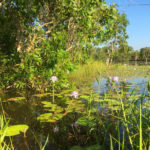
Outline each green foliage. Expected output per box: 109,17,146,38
1,1,150,149
76,116,96,128
37,92,86,123
0,125,29,137
37,101,64,123
7,97,25,102
70,144,102,150
0,0,130,90
0,115,29,149
35,76,150,149
140,47,150,64
1,65,150,149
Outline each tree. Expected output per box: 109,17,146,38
0,0,129,89
114,42,133,63
130,50,140,65
140,47,150,65
103,9,129,65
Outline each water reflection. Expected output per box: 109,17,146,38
93,77,148,95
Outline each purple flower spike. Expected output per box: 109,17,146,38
71,91,79,98
49,76,58,83
112,76,119,82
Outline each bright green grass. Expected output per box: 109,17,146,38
69,61,150,87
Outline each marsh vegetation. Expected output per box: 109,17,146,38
0,64,150,150
0,0,150,149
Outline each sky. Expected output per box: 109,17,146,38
106,0,150,50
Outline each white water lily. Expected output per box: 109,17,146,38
71,91,79,98
49,76,58,83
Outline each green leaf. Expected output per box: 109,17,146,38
37,112,64,123
7,97,25,101
77,116,96,128
0,125,29,136
33,93,51,98
70,144,102,150
70,146,83,150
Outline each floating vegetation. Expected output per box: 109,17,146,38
7,97,25,102
0,124,29,137
33,93,52,98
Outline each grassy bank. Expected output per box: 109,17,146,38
69,61,150,87
69,61,106,87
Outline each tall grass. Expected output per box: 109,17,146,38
139,103,142,150
69,61,106,87
69,61,150,87
78,74,149,150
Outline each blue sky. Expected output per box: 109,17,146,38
106,0,150,50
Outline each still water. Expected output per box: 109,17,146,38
0,77,149,149
93,77,148,95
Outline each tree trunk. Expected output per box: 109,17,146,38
145,57,148,65
110,42,115,64
106,49,111,66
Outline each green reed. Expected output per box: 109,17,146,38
139,102,142,150
0,116,11,150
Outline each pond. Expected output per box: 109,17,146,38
93,77,149,95
0,75,150,150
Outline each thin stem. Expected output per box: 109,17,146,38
119,91,134,150
52,84,55,103
0,98,14,150
139,102,142,150
118,120,120,150
110,134,114,150
88,93,93,116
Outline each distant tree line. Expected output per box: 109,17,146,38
91,46,150,65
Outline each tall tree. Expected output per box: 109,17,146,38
0,0,129,89
103,9,129,65
140,47,150,65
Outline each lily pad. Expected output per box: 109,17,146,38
77,116,96,128
7,97,25,101
0,124,29,136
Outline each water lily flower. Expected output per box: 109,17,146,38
53,126,59,133
112,76,119,82
71,91,79,98
49,76,58,83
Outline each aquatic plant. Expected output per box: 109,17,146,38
49,76,58,103
0,115,29,150
71,91,79,98
49,76,58,83
1,65,150,149
53,126,59,133
112,76,119,82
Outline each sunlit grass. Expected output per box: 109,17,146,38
69,61,150,87
69,61,106,87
